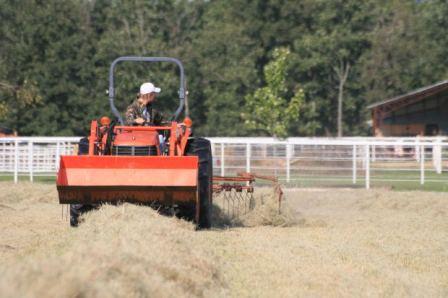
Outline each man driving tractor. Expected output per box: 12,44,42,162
125,82,165,126
62,57,215,229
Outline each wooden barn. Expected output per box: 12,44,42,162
368,80,448,137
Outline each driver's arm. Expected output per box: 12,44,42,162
125,104,139,125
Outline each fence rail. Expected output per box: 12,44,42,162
1,136,447,190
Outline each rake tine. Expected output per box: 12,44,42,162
213,172,283,220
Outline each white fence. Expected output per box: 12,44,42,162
1,136,447,190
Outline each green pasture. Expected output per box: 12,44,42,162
1,169,447,192
280,169,448,192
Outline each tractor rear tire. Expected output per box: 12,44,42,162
185,137,213,229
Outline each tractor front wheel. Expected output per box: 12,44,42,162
70,137,97,227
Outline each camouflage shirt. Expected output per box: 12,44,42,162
125,100,165,126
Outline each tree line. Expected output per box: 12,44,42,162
1,0,447,137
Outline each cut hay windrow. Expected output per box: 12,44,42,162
1,182,447,297
213,187,298,228
1,203,225,298
0,183,289,298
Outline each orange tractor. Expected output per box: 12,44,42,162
56,57,213,228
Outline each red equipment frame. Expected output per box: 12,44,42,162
56,56,209,222
57,119,200,219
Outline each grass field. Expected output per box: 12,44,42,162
0,182,447,297
284,176,448,192
3,169,448,191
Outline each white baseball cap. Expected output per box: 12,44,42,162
140,82,161,95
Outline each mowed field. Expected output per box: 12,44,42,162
0,182,447,297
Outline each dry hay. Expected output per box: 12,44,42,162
235,188,298,227
1,182,448,297
0,202,225,297
0,183,216,297
0,183,287,298
212,187,298,228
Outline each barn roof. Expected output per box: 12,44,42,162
367,79,448,110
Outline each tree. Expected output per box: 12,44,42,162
335,61,350,137
360,0,426,105
291,0,374,136
191,0,263,136
0,0,98,135
420,0,448,80
0,0,445,137
358,0,448,134
92,0,206,127
0,80,42,121
242,48,303,138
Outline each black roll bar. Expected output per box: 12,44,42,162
108,56,186,125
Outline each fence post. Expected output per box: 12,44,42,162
286,143,291,183
415,138,420,162
28,141,33,182
220,143,225,176
1,142,4,172
352,144,357,184
420,144,425,185
433,138,442,174
372,144,376,162
246,143,251,173
55,141,60,171
14,140,18,183
365,144,370,189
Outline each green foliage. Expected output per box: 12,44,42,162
0,79,42,120
190,0,263,136
0,0,98,135
360,1,424,104
243,48,303,138
0,0,447,137
290,0,375,136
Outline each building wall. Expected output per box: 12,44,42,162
375,92,448,136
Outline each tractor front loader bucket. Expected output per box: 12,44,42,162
57,155,199,206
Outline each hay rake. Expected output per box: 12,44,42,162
212,172,283,219
61,172,283,223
